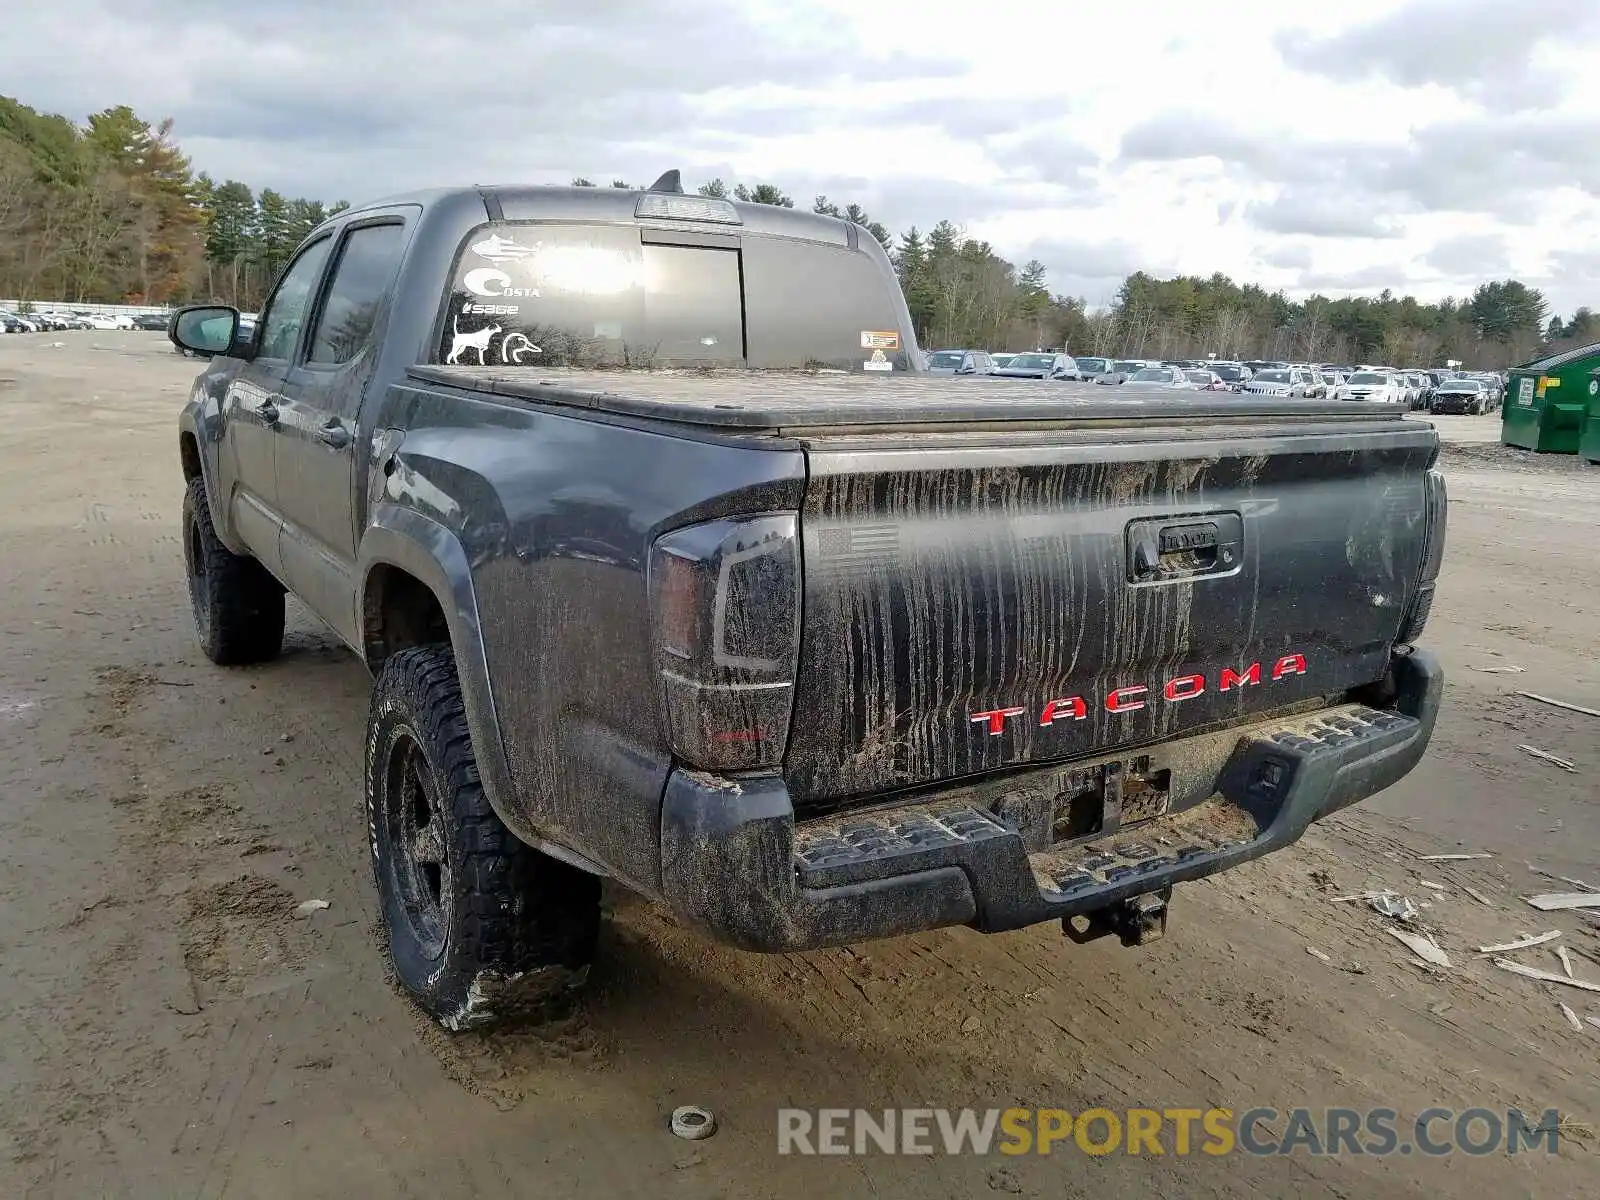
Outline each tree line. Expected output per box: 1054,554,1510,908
2,95,1592,369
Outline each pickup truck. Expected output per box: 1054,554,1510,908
170,175,1447,1031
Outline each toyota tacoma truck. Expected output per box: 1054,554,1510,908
170,175,1447,1030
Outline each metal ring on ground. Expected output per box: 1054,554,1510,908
671,1106,717,1140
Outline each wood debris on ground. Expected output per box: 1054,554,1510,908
1476,931,1562,955
1517,744,1577,772
1515,691,1600,719
1556,946,1576,979
1418,853,1493,862
1559,1003,1583,1032
1462,885,1496,907
1492,959,1600,993
1527,893,1600,912
1387,928,1450,968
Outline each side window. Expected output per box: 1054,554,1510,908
307,223,406,366
257,238,333,361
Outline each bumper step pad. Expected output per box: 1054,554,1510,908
792,703,1422,921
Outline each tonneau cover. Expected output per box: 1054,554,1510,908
407,365,1419,433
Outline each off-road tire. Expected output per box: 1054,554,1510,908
183,476,284,665
367,644,600,1030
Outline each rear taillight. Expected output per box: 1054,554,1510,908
648,514,801,772
1398,467,1447,643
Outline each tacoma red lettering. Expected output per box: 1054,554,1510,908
1105,686,1148,714
1219,663,1262,691
1272,654,1308,680
1040,696,1088,725
1164,674,1205,701
970,707,1025,735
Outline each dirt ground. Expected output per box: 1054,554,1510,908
1,333,1596,1199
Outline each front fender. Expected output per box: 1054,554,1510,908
358,505,608,878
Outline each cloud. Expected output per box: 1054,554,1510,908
1277,0,1600,112
0,0,963,201
1259,242,1314,271
1298,264,1411,292
1016,236,1175,301
1118,111,1282,172
878,94,1079,141
990,130,1102,189
1118,107,1600,224
1422,233,1511,276
1245,190,1407,239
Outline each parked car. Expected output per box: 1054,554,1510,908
132,312,173,331
1120,366,1195,391
0,309,40,332
1243,368,1310,398
1429,379,1489,415
995,352,1084,380
991,354,1015,369
926,349,997,375
1208,363,1251,391
167,178,1446,1030
1094,359,1157,385
1335,371,1404,403
1184,369,1229,392
1074,356,1113,379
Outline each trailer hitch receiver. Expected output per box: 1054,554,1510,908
1062,887,1172,947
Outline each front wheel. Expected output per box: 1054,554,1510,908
367,645,601,1030
183,476,284,664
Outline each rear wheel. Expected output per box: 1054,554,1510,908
183,476,284,664
367,644,601,1030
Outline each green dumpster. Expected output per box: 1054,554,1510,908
1580,367,1600,465
1501,340,1600,453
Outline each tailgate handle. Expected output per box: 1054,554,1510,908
1128,514,1242,583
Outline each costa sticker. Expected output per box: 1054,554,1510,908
861,330,900,350
464,267,539,298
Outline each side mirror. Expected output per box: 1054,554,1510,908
170,305,242,358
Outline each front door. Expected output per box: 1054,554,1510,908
217,237,335,579
275,219,410,647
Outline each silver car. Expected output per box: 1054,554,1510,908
925,349,997,376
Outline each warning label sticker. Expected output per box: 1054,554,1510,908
861,331,900,350
864,347,892,371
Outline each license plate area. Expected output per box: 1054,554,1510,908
993,755,1173,852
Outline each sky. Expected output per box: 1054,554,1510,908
8,0,1600,317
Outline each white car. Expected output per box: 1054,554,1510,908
1335,371,1403,403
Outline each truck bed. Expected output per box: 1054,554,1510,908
407,365,1418,434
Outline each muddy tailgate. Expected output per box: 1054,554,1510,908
783,417,1440,806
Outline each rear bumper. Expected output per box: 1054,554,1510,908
659,650,1442,952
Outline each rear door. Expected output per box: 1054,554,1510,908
216,236,334,578
782,418,1437,806
274,217,410,645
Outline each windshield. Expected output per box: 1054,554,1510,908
1129,368,1174,382
1348,373,1388,385
1007,353,1055,369
1112,361,1141,373
1212,366,1243,380
1075,357,1109,373
1440,381,1478,391
1184,371,1213,384
1255,370,1291,383
927,351,967,369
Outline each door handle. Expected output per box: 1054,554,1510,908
316,422,351,450
253,401,279,424
1127,513,1243,583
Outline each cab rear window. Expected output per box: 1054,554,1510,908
435,221,909,372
